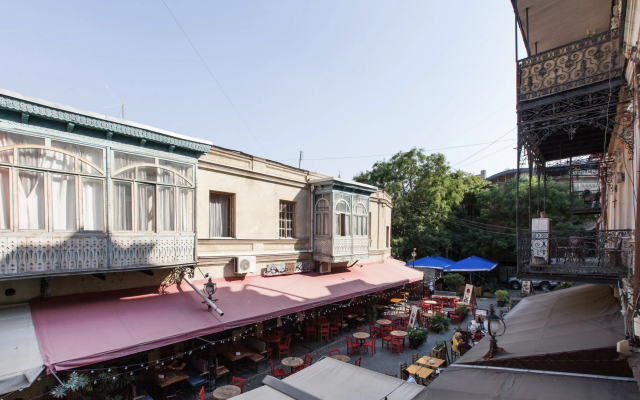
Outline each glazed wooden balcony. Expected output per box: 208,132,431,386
517,229,632,283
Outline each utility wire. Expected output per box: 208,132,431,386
452,127,516,167
459,141,517,168
440,100,515,146
274,139,515,162
160,0,268,157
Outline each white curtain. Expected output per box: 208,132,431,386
209,193,230,237
137,184,155,232
160,160,193,186
113,151,154,179
113,182,132,231
52,174,76,231
83,178,104,231
178,189,193,232
52,140,104,174
334,214,341,236
18,149,74,171
157,186,174,231
18,171,44,230
0,168,10,229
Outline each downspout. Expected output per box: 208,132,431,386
184,277,224,316
310,179,315,268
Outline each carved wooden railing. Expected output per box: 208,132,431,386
518,29,622,101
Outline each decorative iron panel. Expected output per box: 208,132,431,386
518,29,622,101
263,261,311,277
332,238,352,256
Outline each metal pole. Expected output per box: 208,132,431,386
537,163,541,216
543,162,547,212
527,148,533,229
184,277,224,316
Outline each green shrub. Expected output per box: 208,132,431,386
456,303,469,318
434,340,446,350
443,273,465,293
428,314,450,334
408,327,429,348
495,290,509,302
482,278,498,294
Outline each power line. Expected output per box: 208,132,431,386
439,100,515,146
459,141,518,168
274,139,515,162
452,127,516,167
160,0,268,157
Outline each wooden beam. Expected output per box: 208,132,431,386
93,273,107,281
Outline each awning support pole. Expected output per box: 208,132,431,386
184,277,224,316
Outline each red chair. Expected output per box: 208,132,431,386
356,327,367,333
363,334,377,355
278,336,291,359
232,377,245,393
355,356,362,367
390,338,404,355
329,323,339,339
199,387,205,400
450,313,462,324
369,321,381,337
329,349,340,357
319,323,330,343
293,354,313,372
381,331,393,349
305,324,317,341
346,336,360,355
270,360,287,379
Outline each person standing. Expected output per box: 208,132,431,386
428,281,435,299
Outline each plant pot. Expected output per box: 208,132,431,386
431,347,446,359
497,300,506,306
483,292,491,298
409,338,424,349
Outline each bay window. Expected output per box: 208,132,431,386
314,194,330,236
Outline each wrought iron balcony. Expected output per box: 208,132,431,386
518,29,622,102
517,229,632,280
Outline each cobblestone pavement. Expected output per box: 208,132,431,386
214,293,510,397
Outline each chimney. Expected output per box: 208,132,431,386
480,170,487,179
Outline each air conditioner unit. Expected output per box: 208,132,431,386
235,256,256,274
319,262,331,274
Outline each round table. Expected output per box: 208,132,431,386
213,385,241,399
377,319,392,325
281,357,304,373
395,313,409,319
390,298,403,303
353,331,370,346
330,354,350,362
391,330,408,348
263,335,282,344
423,300,437,305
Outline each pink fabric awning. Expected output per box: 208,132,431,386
31,258,422,371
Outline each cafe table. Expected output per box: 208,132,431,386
213,384,241,399
281,357,304,374
353,331,370,346
376,319,392,326
405,364,434,384
152,369,190,399
330,354,350,362
395,313,409,320
390,330,408,346
417,356,445,369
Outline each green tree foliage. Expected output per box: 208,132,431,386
354,148,481,260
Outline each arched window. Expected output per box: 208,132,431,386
0,131,105,232
334,198,351,236
314,194,330,236
112,151,194,233
353,202,368,236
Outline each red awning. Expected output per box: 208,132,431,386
31,259,421,371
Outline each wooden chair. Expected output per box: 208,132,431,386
363,334,377,355
231,377,245,393
390,338,403,355
369,321,380,337
412,353,419,365
381,330,393,350
356,327,367,333
213,358,229,387
450,340,459,361
319,323,330,343
329,323,339,339
278,336,291,359
305,324,317,341
450,313,462,324
346,336,361,356
329,349,340,357
355,356,362,367
293,354,313,373
269,360,287,379
386,373,398,378
399,361,408,380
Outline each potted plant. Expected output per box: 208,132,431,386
482,278,498,297
443,273,465,294
408,327,429,348
364,301,377,322
427,314,450,334
456,303,469,318
431,340,446,359
495,290,509,306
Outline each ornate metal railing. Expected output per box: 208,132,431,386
518,229,632,277
518,29,622,101
570,190,602,214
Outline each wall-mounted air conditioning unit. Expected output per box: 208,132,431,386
235,256,256,274
319,262,331,274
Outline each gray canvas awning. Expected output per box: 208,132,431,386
457,284,630,376
235,357,424,400
414,365,639,400
0,303,44,395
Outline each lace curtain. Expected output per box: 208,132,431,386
113,182,132,231
83,179,104,231
18,171,44,230
137,184,155,232
0,168,9,229
157,187,175,232
178,189,193,232
52,174,76,231
209,193,230,237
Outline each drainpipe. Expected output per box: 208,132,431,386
184,277,224,316
310,180,316,266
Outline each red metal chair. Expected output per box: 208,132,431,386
319,323,330,343
329,323,339,339
369,321,380,337
450,313,462,324
356,327,367,333
363,334,377,355
232,377,245,393
305,324,317,341
270,360,287,379
293,354,313,372
346,336,361,356
329,349,340,357
381,330,393,349
390,338,404,355
199,387,205,400
278,336,291,359
355,356,362,367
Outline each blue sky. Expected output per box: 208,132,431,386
0,1,525,179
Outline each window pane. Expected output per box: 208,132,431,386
0,131,44,146
137,184,155,232
178,189,194,232
83,178,104,231
334,214,341,236
18,170,45,229
78,160,101,176
158,186,175,232
52,174,76,231
113,151,154,179
159,160,193,186
18,149,74,171
209,193,231,237
0,168,10,229
51,141,104,173
113,182,132,231
0,150,13,164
